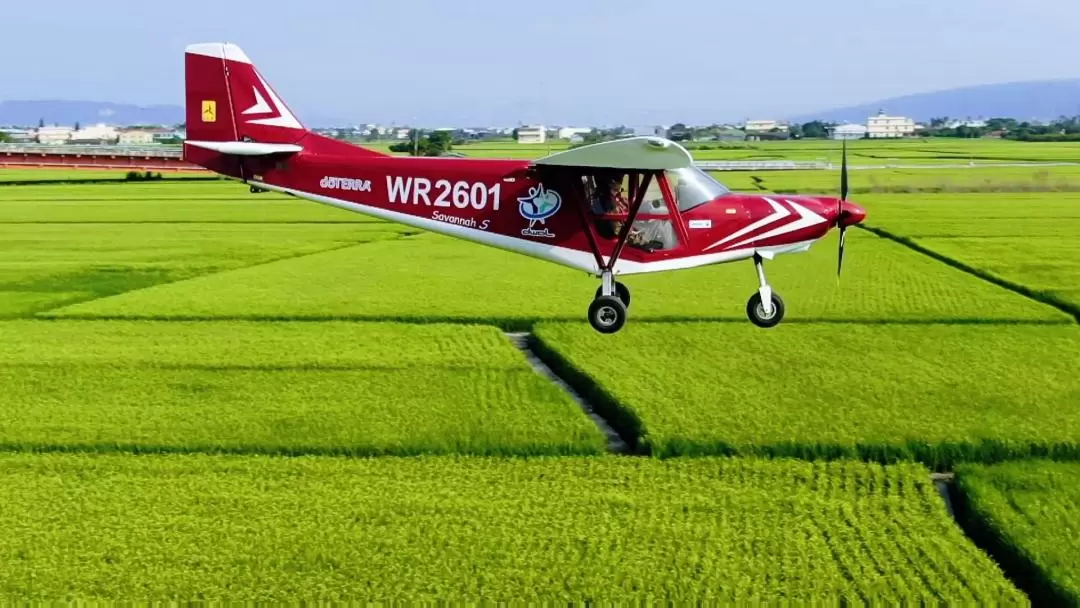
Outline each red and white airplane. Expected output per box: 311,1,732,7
182,42,866,333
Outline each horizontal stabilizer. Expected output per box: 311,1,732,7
533,136,693,171
184,140,303,155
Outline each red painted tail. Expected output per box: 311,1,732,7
183,42,385,160
185,42,309,145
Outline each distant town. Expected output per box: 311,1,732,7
1,109,1077,147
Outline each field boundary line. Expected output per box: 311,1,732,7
33,234,421,319
523,332,647,455
948,472,1069,605
861,225,1080,324
505,332,631,454
32,313,1074,327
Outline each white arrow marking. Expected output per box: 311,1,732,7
242,88,271,114
704,197,789,251
727,200,827,250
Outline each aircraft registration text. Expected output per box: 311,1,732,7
387,176,501,210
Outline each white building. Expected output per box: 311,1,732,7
516,124,546,144
743,119,788,132
35,126,74,144
118,129,155,145
0,128,35,143
69,123,119,144
946,118,987,129
831,124,868,140
556,127,592,140
866,111,915,138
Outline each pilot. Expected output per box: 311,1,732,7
595,173,666,252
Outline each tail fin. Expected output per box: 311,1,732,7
185,42,307,145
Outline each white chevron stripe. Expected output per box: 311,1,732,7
246,72,304,129
727,199,827,250
704,197,789,251
242,88,271,114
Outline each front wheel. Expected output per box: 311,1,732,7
746,292,785,328
588,296,627,334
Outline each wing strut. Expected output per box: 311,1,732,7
605,172,653,271
553,167,660,276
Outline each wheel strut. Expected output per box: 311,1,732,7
747,253,785,328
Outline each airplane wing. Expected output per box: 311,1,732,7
532,136,693,171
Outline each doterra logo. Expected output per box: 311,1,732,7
320,176,372,192
517,183,561,238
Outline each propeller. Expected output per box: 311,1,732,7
837,137,849,279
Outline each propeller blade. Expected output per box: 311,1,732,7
836,137,850,280
840,138,849,203
837,226,847,278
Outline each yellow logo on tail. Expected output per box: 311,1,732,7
201,100,217,123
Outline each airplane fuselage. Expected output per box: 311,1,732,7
185,137,862,277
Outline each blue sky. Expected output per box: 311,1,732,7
2,0,1077,126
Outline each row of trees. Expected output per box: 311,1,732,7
666,121,834,142
666,115,1080,142
919,116,1080,141
387,130,457,156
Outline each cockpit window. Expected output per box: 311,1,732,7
667,166,730,211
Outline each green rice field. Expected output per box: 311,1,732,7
0,139,1078,602
0,320,606,456
955,461,1080,604
531,322,1080,465
0,454,1023,603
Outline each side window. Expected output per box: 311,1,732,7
631,177,679,252
584,172,679,252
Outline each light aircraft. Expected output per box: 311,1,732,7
181,42,866,333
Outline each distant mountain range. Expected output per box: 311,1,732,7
5,78,1080,129
788,79,1080,124
0,99,355,129
0,100,184,127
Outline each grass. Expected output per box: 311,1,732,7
861,193,1080,310
0,182,411,316
0,167,212,182
715,166,1080,195
0,222,405,316
531,322,1080,468
4,147,1080,602
954,460,1080,604
45,228,1068,325
0,453,1024,603
0,320,607,456
435,138,1080,164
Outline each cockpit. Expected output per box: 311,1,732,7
584,166,730,253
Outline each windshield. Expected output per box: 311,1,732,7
667,166,730,211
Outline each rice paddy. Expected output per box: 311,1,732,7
1,139,1077,602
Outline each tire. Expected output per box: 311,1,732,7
588,296,627,334
746,292,785,328
595,282,631,308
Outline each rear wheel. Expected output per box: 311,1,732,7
588,296,627,334
595,282,631,308
747,292,785,328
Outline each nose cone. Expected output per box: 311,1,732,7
841,201,866,227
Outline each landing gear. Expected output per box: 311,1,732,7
747,253,785,328
588,271,629,333
595,281,630,308
589,296,626,334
